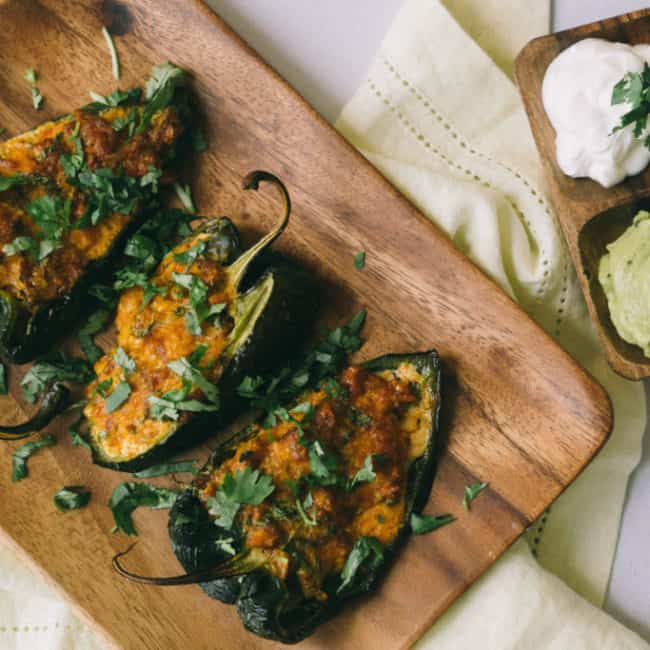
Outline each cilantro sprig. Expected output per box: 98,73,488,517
612,62,650,146
207,467,275,529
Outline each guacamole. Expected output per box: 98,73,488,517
599,210,650,357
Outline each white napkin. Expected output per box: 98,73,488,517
335,0,648,647
0,1,647,648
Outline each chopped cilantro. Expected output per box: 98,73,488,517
78,308,111,363
348,454,376,489
463,481,488,511
31,87,43,110
114,347,136,374
354,250,366,269
24,68,37,84
207,467,275,529
167,356,219,406
68,416,91,450
101,26,120,80
54,486,91,512
104,381,131,413
174,183,196,214
12,434,56,481
612,62,650,144
337,536,383,594
410,513,456,534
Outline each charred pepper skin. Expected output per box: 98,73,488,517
87,172,320,473
0,66,190,365
115,351,441,643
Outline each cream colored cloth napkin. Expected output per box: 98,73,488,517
336,0,648,647
0,1,647,648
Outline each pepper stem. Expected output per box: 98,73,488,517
112,543,258,585
0,383,70,440
226,171,291,291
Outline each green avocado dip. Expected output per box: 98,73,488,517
599,210,650,357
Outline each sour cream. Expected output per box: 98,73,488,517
542,38,650,188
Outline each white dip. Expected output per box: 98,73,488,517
542,38,650,188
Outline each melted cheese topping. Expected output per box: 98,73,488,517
0,106,181,308
84,233,235,461
197,361,433,601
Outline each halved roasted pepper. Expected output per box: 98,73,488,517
0,63,189,364
83,171,318,472
114,351,441,643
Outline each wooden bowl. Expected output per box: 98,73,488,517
516,8,650,380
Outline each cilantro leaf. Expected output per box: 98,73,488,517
235,311,367,424
174,183,196,214
167,356,219,406
68,416,91,450
410,513,456,534
354,250,366,269
78,308,111,363
337,536,384,594
139,62,185,134
611,63,650,143
114,347,136,374
348,454,376,489
31,87,43,110
463,481,488,510
109,482,179,535
24,68,37,84
53,485,91,512
207,467,275,529
12,434,56,481
104,381,131,413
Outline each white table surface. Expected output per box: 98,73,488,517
209,0,650,642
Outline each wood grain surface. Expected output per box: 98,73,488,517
516,9,650,380
0,1,612,648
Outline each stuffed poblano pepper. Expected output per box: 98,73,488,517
114,351,441,643
0,62,190,364
82,171,317,472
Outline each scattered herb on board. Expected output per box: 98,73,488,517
54,486,91,512
109,482,180,535
462,481,488,511
612,62,650,146
354,250,366,269
131,459,198,478
24,68,37,84
12,435,56,481
101,26,120,80
410,513,456,534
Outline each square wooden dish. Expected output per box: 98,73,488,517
516,8,650,380
0,1,612,649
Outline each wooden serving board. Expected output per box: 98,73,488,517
0,1,612,648
516,9,650,380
